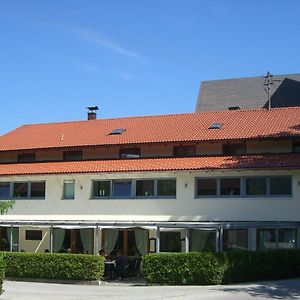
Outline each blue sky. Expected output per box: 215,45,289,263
0,0,300,134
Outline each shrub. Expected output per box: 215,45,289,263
143,249,300,285
0,253,4,294
3,252,104,281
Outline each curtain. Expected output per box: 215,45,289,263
6,227,19,251
80,228,94,254
135,228,149,256
53,228,66,252
103,229,119,255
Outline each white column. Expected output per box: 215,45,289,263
156,227,160,253
9,225,13,252
184,228,189,253
50,226,53,253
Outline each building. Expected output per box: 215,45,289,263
0,107,299,255
196,73,300,112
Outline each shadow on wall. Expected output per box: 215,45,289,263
263,78,300,108
218,278,300,299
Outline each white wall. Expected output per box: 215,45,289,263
0,169,299,223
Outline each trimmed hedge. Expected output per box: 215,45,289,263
0,253,4,294
2,252,104,281
143,250,300,285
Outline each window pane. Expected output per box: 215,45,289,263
189,229,216,252
220,178,240,196
31,182,45,198
278,229,296,249
93,181,111,197
196,178,217,196
13,183,28,198
293,142,300,153
246,177,267,195
157,179,176,197
136,180,154,197
113,180,132,197
223,229,248,250
119,148,141,158
63,151,83,161
160,231,181,252
17,153,36,162
173,146,196,157
257,229,276,251
25,230,42,240
0,183,10,198
223,144,246,155
63,180,75,199
270,177,291,195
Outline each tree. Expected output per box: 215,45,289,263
0,200,15,215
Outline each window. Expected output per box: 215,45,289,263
189,229,216,252
119,148,141,158
196,178,217,196
112,180,132,198
13,182,28,198
270,176,291,196
223,143,246,155
92,180,111,198
278,229,296,249
92,178,176,199
223,229,248,251
63,150,83,161
173,145,196,157
17,153,36,162
246,177,267,195
136,180,154,197
220,178,241,196
63,180,75,199
293,141,300,153
160,231,181,252
0,183,10,198
157,179,176,197
257,228,276,251
31,182,46,198
25,230,42,240
209,122,222,129
13,181,45,199
109,128,125,135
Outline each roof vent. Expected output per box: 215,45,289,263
209,122,222,129
228,106,240,110
86,106,99,120
109,128,126,135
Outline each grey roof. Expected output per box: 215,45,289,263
196,73,300,112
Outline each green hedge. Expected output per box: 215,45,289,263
2,252,104,281
0,254,4,294
143,250,300,285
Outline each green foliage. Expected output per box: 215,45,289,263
0,200,15,215
0,254,4,295
3,252,104,281
143,250,300,285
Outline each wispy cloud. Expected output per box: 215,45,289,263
68,27,144,62
117,72,140,81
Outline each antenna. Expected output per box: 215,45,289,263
264,72,281,110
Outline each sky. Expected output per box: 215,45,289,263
0,0,300,134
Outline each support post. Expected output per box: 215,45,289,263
185,228,189,253
50,225,53,253
156,227,160,253
9,225,13,252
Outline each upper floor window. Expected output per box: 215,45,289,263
293,141,300,153
0,182,10,198
92,178,176,199
63,180,75,199
13,181,45,199
17,153,36,162
173,145,196,157
196,176,292,198
63,150,83,161
223,143,246,155
119,148,141,159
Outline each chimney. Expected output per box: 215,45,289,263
86,106,99,120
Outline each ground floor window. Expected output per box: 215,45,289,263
160,230,182,252
189,229,216,252
278,228,296,249
223,229,248,251
257,228,276,250
0,227,19,251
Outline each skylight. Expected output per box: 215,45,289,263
109,128,126,135
209,122,222,129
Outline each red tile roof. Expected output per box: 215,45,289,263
0,107,300,151
0,154,299,176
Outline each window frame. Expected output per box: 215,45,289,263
119,147,141,159
12,181,46,200
62,180,75,200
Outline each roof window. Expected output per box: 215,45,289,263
109,128,126,135
209,122,222,129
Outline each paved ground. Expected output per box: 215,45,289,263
1,278,300,300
